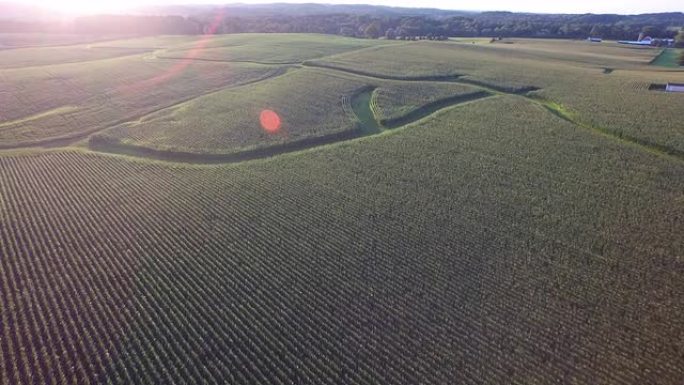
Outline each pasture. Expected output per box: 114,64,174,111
0,33,682,385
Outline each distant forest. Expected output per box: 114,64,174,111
1,3,684,43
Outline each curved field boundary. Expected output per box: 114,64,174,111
303,61,541,94
91,85,379,165
456,78,541,94
89,128,365,164
0,48,156,71
87,86,494,164
528,95,684,161
88,83,682,164
302,61,463,82
350,86,381,134
0,66,294,150
380,91,492,128
0,106,79,129
155,55,302,66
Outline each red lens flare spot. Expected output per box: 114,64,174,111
260,109,282,133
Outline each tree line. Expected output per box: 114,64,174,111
2,11,684,42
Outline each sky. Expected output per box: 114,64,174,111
23,0,684,15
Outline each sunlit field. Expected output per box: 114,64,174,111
1,33,682,385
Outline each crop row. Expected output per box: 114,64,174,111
369,81,481,124
0,97,682,384
313,40,684,154
0,97,684,384
0,59,283,147
94,69,368,156
0,152,522,384
0,152,599,385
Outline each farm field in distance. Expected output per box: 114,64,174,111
0,32,683,385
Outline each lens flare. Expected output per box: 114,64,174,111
118,9,224,95
260,109,282,133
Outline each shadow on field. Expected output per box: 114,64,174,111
88,87,497,164
380,91,492,128
455,79,541,94
85,65,551,164
303,61,463,82
89,130,366,164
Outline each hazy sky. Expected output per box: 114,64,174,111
27,0,684,15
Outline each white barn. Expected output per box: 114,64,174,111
666,83,684,93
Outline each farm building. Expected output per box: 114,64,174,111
618,36,674,47
619,36,653,46
666,83,684,93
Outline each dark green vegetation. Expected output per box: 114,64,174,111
94,69,370,157
677,29,684,47
1,34,683,385
313,40,684,155
651,48,684,67
92,68,496,158
370,82,490,128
